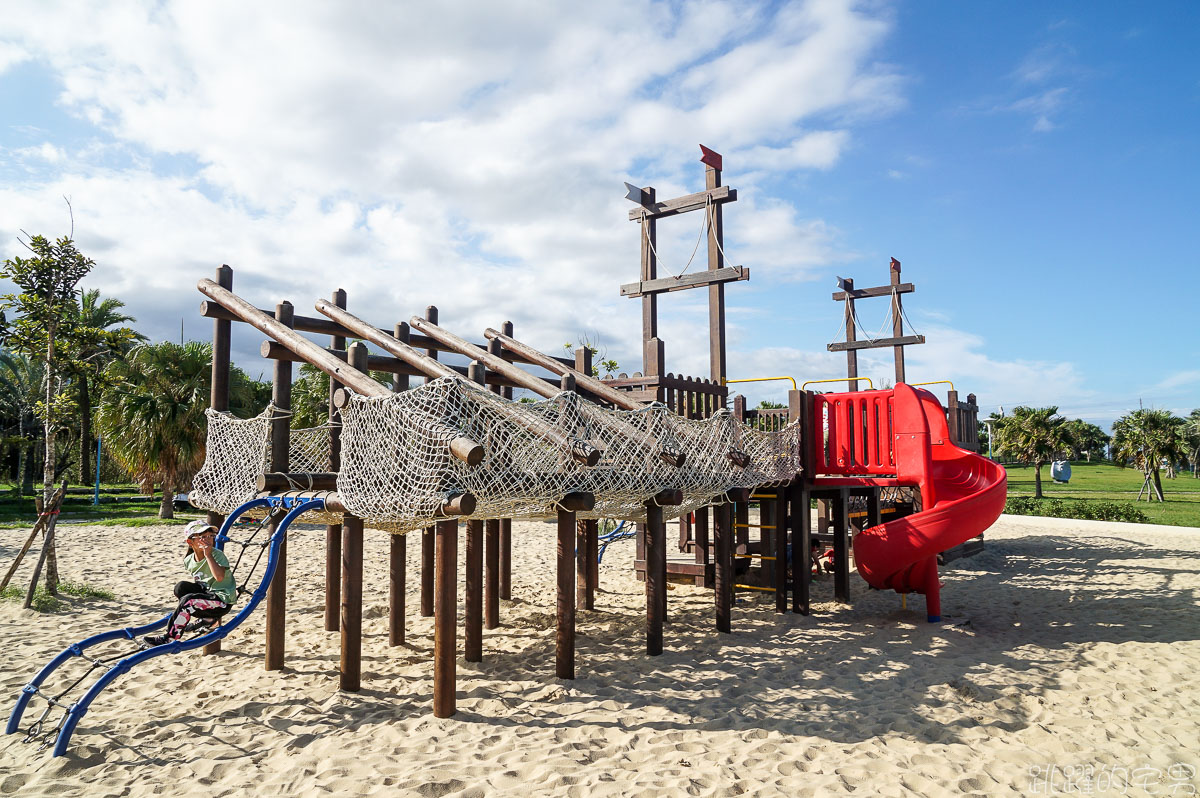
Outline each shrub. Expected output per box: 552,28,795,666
1003,496,1149,524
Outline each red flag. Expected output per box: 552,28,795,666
699,144,723,171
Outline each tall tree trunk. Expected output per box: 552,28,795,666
20,429,35,495
78,374,92,485
42,338,58,594
1034,462,1043,499
158,483,175,519
1152,469,1165,502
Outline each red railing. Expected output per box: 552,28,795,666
811,390,896,476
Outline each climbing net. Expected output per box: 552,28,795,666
191,377,802,533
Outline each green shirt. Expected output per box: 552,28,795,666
183,548,237,604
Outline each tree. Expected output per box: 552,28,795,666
1,234,103,592
71,289,145,485
0,350,43,493
1111,408,1186,501
994,406,1071,498
1185,409,1200,479
1063,419,1111,462
95,341,212,518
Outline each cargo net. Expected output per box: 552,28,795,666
190,377,802,534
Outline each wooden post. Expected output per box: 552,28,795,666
693,507,709,586
572,345,596,612
433,518,457,717
265,301,293,671
867,490,882,528
774,490,788,613
464,361,486,664
714,501,732,633
843,277,859,391
706,161,727,386
325,288,346,633
389,322,409,647
791,482,810,615
833,488,850,603
485,336,503,627
946,389,960,445
640,186,658,371
421,305,438,618
339,342,369,692
499,321,513,601
203,265,233,656
645,500,665,655
890,258,906,384
557,507,576,679
586,520,598,607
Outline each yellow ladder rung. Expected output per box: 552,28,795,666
749,494,776,499
734,523,777,529
734,554,776,561
733,583,777,592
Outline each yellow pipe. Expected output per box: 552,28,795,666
910,380,956,392
733,583,776,592
734,523,777,530
734,554,777,561
801,376,875,391
725,376,798,391
901,594,907,610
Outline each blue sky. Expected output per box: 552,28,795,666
0,1,1196,432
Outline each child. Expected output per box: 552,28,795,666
145,520,237,645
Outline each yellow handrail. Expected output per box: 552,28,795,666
724,376,798,391
800,376,875,391
910,380,955,392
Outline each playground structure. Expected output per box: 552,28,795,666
8,146,1005,756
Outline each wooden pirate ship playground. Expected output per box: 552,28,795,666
7,146,1005,756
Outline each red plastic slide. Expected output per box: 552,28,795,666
850,384,1007,622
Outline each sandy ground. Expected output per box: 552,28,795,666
1,514,1198,797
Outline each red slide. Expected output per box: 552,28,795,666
851,384,1007,622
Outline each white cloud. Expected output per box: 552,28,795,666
0,0,904,378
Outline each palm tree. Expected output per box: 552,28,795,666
1111,408,1186,501
1185,409,1200,479
0,351,43,493
95,341,210,518
994,406,1071,498
72,289,145,485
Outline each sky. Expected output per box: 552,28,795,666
1,1,1197,432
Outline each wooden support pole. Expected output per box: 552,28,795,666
433,518,457,717
420,306,438,619
389,533,405,646
204,265,233,656
499,321,513,601
868,489,882,528
714,501,733,633
693,507,710,586
339,514,364,692
833,488,851,603
640,186,658,358
575,518,589,611
465,519,483,663
485,519,500,629
265,301,293,672
557,507,576,679
791,482,810,615
843,277,859,392
325,288,346,633
645,500,666,655
586,519,598,608
891,258,906,384
706,162,728,386
774,490,788,613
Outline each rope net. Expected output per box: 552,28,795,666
191,377,802,533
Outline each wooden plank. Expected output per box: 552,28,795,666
627,184,735,221
831,282,915,301
557,508,576,679
465,519,483,663
433,519,457,717
774,491,788,613
832,489,850,603
621,266,749,298
339,514,364,692
791,482,810,615
827,335,925,352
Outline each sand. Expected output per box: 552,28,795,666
1,514,1198,796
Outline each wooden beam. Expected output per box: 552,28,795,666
325,288,346,635
485,519,500,629
831,282,915,301
627,184,736,221
465,519,483,663
645,501,666,656
257,472,338,492
265,301,293,673
204,265,233,657
827,335,925,352
714,502,732,633
339,514,364,692
620,266,749,298
389,533,405,646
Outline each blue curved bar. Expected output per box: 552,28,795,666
50,497,322,756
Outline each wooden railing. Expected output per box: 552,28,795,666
730,396,792,431
946,391,979,452
603,372,727,419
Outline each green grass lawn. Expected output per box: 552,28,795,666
1003,461,1200,527
0,482,203,528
